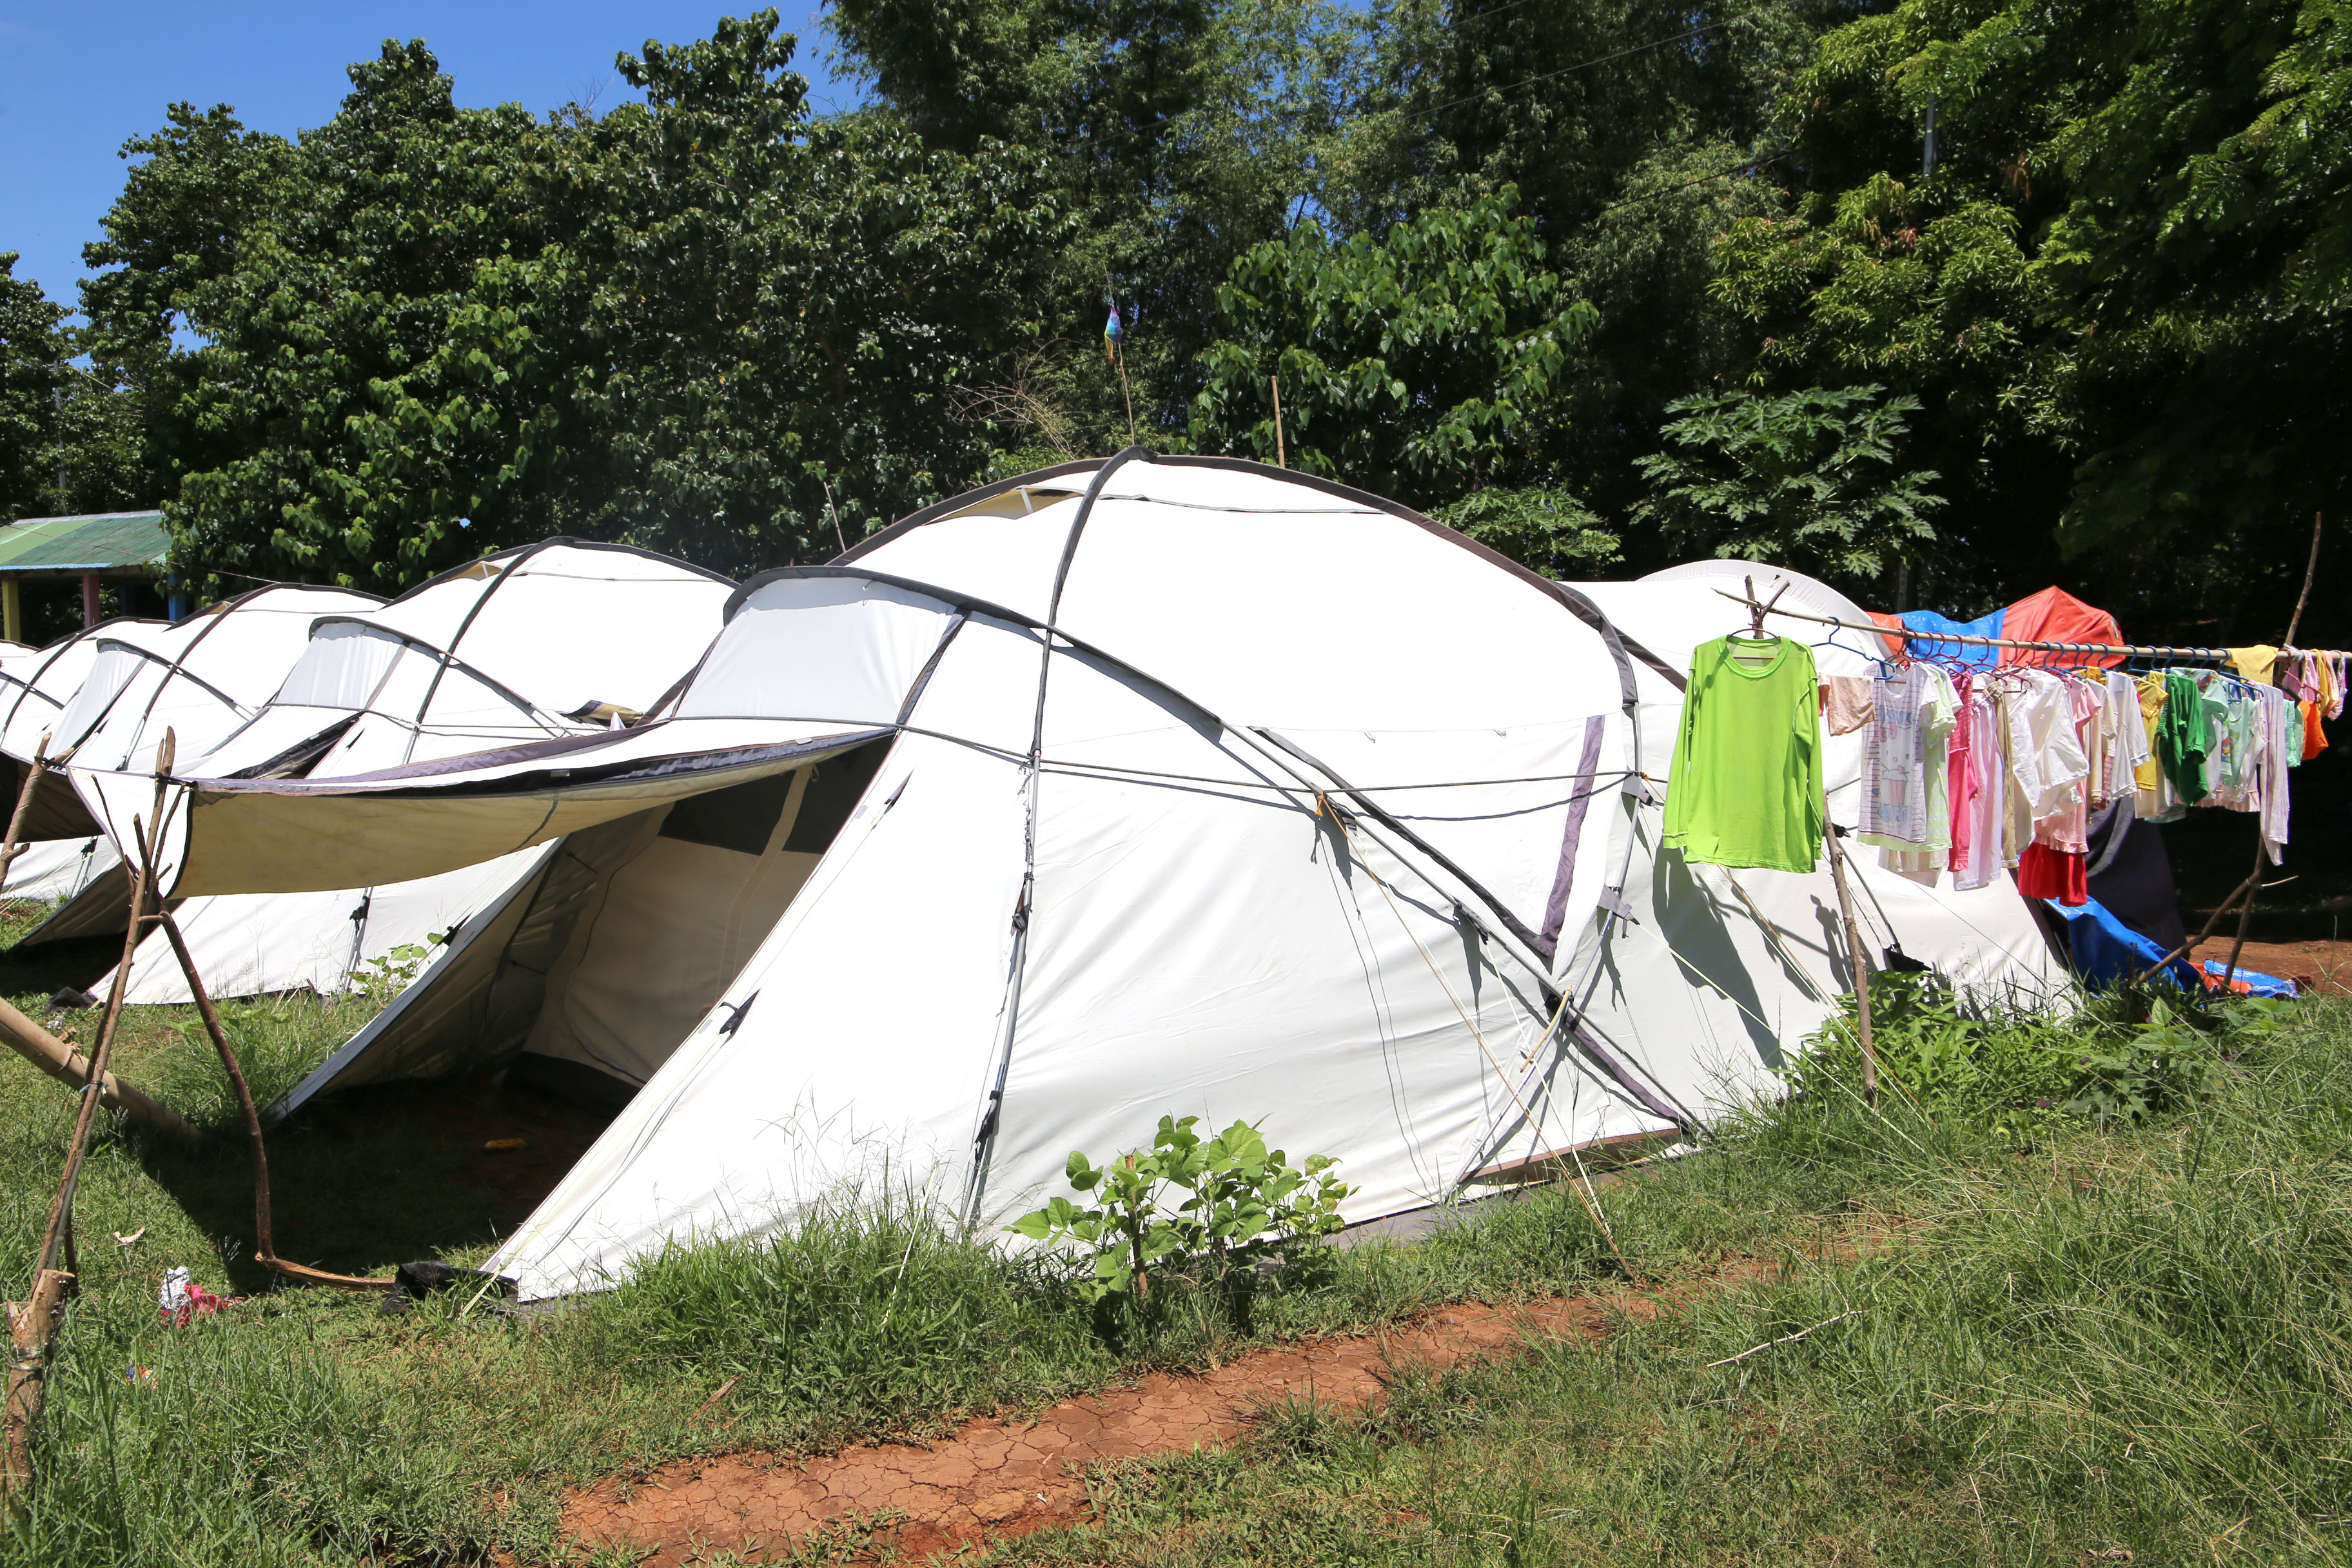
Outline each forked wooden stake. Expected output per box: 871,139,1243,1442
3,736,176,1504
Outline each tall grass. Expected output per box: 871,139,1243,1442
0,965,2344,1563
1002,997,2352,1567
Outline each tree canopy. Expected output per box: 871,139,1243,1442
0,0,2338,643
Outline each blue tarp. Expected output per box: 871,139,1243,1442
2202,960,2299,998
2043,896,2197,989
1899,607,2005,672
2043,897,2298,996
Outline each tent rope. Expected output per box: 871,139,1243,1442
1328,806,1643,1283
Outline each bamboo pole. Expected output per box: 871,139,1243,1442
3,736,174,1507
1270,375,1287,469
0,995,194,1143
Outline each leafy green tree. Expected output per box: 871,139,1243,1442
88,12,1064,593
1188,190,1598,509
1706,0,2351,635
1427,485,1619,574
1632,384,1945,584
0,255,70,524
829,0,1358,451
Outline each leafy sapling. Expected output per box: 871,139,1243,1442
1008,1116,1352,1308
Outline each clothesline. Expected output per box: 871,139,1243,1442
1708,588,2339,664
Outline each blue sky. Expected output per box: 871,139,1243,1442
0,3,860,308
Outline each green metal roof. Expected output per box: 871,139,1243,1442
0,511,169,573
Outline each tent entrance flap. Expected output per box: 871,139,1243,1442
273,738,897,1115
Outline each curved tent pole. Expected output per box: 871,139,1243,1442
961,446,1151,1231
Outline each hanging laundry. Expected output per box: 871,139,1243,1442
1950,681,2004,891
2016,841,2088,905
2134,672,2177,821
2305,700,2331,761
2228,645,2280,685
1663,636,1826,872
1863,665,1957,882
2259,686,2293,864
1821,674,1875,736
2157,669,2214,804
2102,671,2152,814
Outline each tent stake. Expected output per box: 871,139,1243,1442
4,740,175,1507
1822,825,1878,1108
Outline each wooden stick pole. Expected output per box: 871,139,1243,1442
2223,514,2325,990
1822,825,1878,1108
1,1268,73,1500
124,770,388,1291
4,738,175,1507
0,734,53,887
2135,869,2259,986
1270,375,1287,469
2284,513,2323,648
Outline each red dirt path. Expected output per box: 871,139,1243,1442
564,1292,1634,1564
2186,935,2352,995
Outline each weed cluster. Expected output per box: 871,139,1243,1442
1791,971,2292,1133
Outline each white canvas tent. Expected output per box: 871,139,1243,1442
83,456,2072,1301
1,587,380,916
86,541,736,1005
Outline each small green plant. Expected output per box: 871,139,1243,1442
1009,1116,1353,1308
2066,995,2229,1126
355,943,431,1009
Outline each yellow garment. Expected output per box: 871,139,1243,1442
2228,644,2279,683
2135,672,2168,792
2321,654,2340,714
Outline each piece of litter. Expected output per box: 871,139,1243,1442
113,1227,146,1246
157,1265,243,1327
483,1137,528,1152
124,1364,154,1386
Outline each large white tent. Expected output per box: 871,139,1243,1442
84,541,736,1006
79,455,2072,1301
1,586,380,918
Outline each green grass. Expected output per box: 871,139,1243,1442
0,895,2344,1564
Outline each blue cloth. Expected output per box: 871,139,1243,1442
2201,961,2298,998
2043,897,2197,990
1900,608,2005,672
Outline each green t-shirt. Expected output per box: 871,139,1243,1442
1661,635,1825,872
2158,669,2212,804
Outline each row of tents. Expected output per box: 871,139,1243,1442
1,455,2068,1302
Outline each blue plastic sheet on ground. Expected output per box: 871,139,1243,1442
2200,960,2299,998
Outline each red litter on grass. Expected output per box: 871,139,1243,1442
157,1266,243,1328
